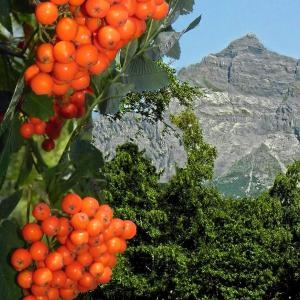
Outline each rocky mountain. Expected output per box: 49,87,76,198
92,34,300,197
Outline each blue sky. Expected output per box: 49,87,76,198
171,0,300,69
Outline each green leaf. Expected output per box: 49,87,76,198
0,0,12,33
0,219,23,300
154,15,201,59
165,0,195,26
99,81,134,115
70,139,104,172
166,40,181,59
0,77,24,137
0,15,12,34
120,39,139,64
22,92,54,120
12,0,34,14
0,117,23,189
183,15,202,34
172,0,195,16
15,145,33,187
0,57,11,91
123,56,169,92
0,90,12,112
155,31,181,57
0,190,23,220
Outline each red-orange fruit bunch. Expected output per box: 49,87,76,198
20,0,169,150
11,193,137,300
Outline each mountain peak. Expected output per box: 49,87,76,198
217,33,266,57
178,33,299,98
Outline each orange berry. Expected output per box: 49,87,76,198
16,269,33,289
20,123,34,139
73,25,92,46
53,41,76,63
56,17,78,41
29,241,49,261
61,193,82,215
106,4,129,27
117,17,137,40
121,0,137,16
89,52,110,74
24,64,40,82
10,248,32,271
84,0,110,18
97,25,121,49
75,44,98,67
71,71,91,91
36,60,54,73
52,61,78,82
135,0,155,20
36,43,54,64
35,2,59,25
30,73,53,95
32,267,53,286
22,222,43,243
152,1,169,20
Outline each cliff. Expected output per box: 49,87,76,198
93,34,300,196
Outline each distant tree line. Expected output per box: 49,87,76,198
78,109,300,300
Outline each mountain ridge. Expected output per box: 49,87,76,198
92,34,300,197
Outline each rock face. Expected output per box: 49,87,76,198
179,33,300,98
93,34,300,197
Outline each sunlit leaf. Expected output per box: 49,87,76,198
0,190,22,220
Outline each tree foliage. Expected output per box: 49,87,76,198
83,110,300,300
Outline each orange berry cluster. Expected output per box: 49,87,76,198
10,193,137,300
24,0,169,96
20,88,91,151
19,117,47,139
21,0,169,150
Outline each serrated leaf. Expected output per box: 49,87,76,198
123,56,169,92
99,82,134,115
22,92,54,120
70,139,104,172
0,219,23,300
0,190,23,220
